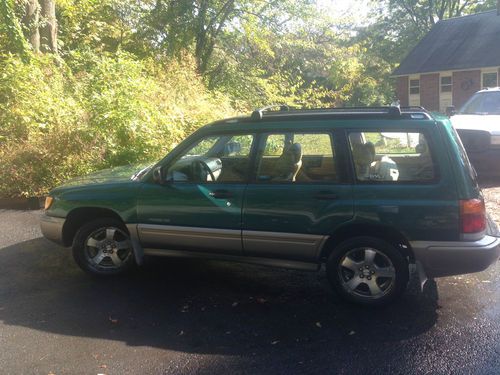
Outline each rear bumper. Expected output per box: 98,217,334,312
411,235,500,278
40,214,66,246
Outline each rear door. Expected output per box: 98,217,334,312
348,127,459,241
242,129,354,262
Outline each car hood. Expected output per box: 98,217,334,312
56,164,152,189
451,115,500,134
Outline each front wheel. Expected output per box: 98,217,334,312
326,236,409,306
72,218,135,276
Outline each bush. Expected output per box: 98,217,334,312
0,52,235,197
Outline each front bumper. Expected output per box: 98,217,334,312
411,235,500,278
40,214,66,246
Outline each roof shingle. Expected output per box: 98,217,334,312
393,10,500,76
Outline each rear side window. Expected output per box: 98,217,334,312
257,132,337,183
348,131,437,183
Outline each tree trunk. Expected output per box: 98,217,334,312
40,0,57,54
23,0,40,53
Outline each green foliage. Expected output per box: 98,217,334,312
0,0,30,59
0,52,234,197
329,45,394,106
359,0,498,66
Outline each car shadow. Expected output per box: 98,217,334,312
478,176,500,188
0,237,440,357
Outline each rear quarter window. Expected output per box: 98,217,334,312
348,131,437,183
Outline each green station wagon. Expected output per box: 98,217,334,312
41,106,500,305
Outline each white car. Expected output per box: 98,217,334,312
451,88,500,176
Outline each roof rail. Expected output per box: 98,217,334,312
251,104,290,120
401,106,428,111
250,105,413,121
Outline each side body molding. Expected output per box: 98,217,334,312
129,224,330,264
136,224,242,253
242,230,329,261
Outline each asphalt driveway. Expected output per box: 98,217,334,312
0,192,499,374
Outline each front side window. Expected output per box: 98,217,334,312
349,131,436,182
166,133,255,183
257,132,337,183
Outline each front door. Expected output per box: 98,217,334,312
137,133,255,254
242,130,354,262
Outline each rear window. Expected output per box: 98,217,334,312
348,131,437,183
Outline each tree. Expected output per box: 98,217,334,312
17,0,58,53
40,0,57,53
357,0,497,65
22,0,40,52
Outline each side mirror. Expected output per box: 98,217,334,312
152,166,164,184
446,106,456,117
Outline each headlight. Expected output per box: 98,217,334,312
491,135,500,145
44,196,54,210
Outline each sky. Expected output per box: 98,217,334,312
316,0,373,23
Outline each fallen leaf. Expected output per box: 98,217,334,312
99,365,107,369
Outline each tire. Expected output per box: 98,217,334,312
326,236,409,306
72,218,135,276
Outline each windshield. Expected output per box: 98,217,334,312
459,92,500,115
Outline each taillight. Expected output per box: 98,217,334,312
460,199,486,234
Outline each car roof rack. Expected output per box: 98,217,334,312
250,104,290,120
249,105,433,122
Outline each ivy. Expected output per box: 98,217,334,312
0,0,30,61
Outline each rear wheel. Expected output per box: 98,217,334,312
72,218,135,275
326,236,409,306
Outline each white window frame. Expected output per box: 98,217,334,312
409,75,420,106
439,72,453,113
481,68,498,88
440,74,452,93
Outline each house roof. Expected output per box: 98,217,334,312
393,10,500,76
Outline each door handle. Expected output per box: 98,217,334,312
314,191,338,200
209,190,233,199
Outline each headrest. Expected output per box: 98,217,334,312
288,143,302,163
352,142,375,166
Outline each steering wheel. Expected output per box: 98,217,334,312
193,159,216,182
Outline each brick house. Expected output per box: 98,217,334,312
393,9,500,112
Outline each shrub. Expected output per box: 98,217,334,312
0,52,235,197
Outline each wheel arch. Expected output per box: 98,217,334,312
320,222,415,263
62,207,126,246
